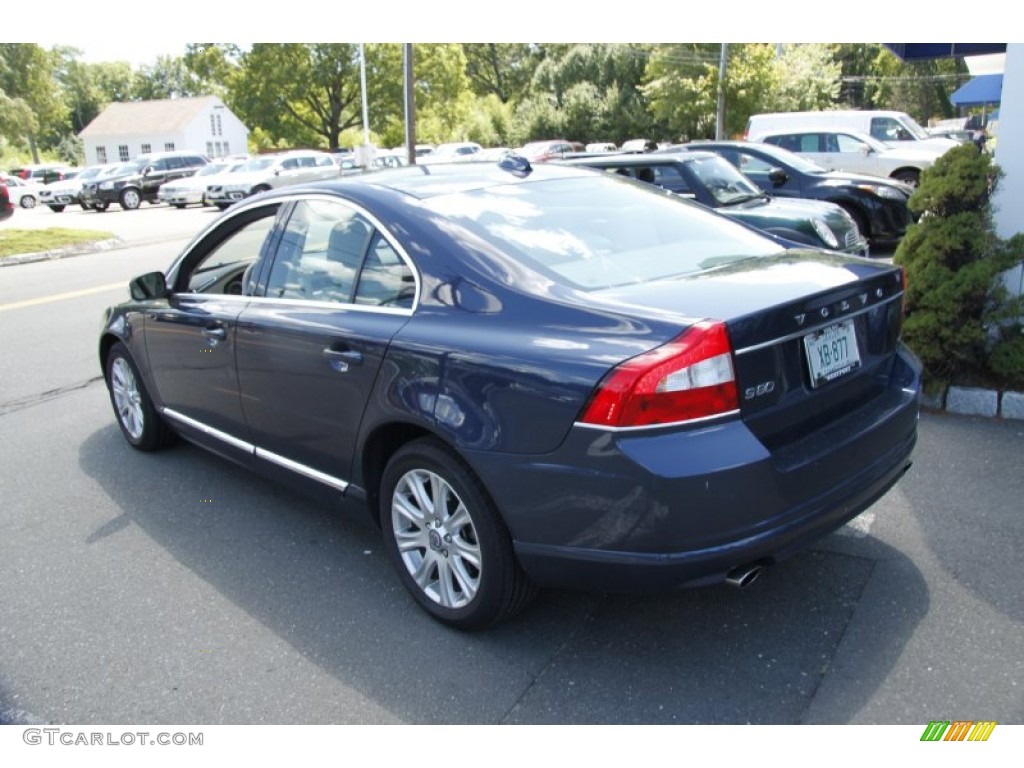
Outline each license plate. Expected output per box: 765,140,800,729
803,319,861,387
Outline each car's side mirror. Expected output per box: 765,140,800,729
142,166,154,176
768,168,788,186
129,271,168,301
860,145,872,156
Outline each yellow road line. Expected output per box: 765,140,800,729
0,282,127,313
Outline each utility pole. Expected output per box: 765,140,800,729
716,43,728,140
358,43,371,166
404,44,416,166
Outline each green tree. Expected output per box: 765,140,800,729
0,44,68,161
895,144,1024,383
770,44,841,112
230,44,363,149
645,43,776,141
462,44,537,104
134,55,202,100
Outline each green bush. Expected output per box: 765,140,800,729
894,144,1024,386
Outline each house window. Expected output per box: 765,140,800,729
141,143,152,155
96,147,107,163
210,114,216,135
215,114,223,136
207,141,214,156
118,145,130,161
223,141,230,155
165,142,175,151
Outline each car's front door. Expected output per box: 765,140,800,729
142,204,282,442
235,198,416,489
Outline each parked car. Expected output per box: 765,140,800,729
745,110,958,153
100,160,920,629
585,142,618,153
158,159,249,208
204,150,339,210
79,152,209,211
678,141,915,244
0,175,47,209
7,163,75,185
757,128,948,186
37,163,118,212
418,142,483,164
0,179,13,222
518,140,583,162
562,152,868,255
621,139,658,153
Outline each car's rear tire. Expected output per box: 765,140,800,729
892,169,920,187
104,342,175,451
379,438,536,630
48,204,66,213
20,195,36,209
93,202,109,212
172,203,187,209
119,188,141,210
215,202,230,210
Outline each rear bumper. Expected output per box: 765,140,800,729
466,346,921,591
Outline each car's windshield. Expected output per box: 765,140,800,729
78,166,109,181
422,176,781,291
195,163,230,177
240,157,276,172
898,114,931,141
738,143,827,174
688,156,764,205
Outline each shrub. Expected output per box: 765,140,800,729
894,144,1024,386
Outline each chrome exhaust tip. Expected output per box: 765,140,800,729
725,564,764,589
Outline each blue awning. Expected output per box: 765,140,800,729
951,74,1003,107
885,43,1006,60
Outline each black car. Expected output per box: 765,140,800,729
100,161,920,629
79,151,208,211
666,141,914,244
562,152,869,255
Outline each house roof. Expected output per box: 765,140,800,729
79,96,222,139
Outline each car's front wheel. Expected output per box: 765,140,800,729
105,342,174,451
20,195,36,209
119,188,142,210
47,204,66,213
379,438,535,630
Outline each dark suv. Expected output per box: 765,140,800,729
79,152,208,211
563,152,868,255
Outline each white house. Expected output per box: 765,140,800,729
79,96,248,165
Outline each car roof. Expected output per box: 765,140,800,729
268,161,600,201
563,151,718,167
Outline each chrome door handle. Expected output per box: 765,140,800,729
202,326,227,341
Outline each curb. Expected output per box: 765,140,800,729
922,385,1024,421
0,237,125,267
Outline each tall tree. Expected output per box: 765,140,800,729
462,44,537,104
645,44,776,141
0,43,67,160
770,44,841,112
134,55,202,100
230,44,363,150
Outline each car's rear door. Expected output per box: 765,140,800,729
234,197,416,489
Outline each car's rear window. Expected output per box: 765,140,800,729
421,176,781,290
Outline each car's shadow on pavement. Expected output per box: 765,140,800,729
78,425,929,724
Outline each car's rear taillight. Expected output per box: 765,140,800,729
580,321,739,428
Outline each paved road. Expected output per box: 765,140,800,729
0,207,1020,727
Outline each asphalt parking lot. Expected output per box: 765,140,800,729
0,200,1020,728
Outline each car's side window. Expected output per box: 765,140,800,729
264,199,375,304
736,152,774,174
183,209,279,295
835,133,865,154
651,165,692,196
354,235,415,308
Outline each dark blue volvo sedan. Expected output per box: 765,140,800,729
99,160,921,629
